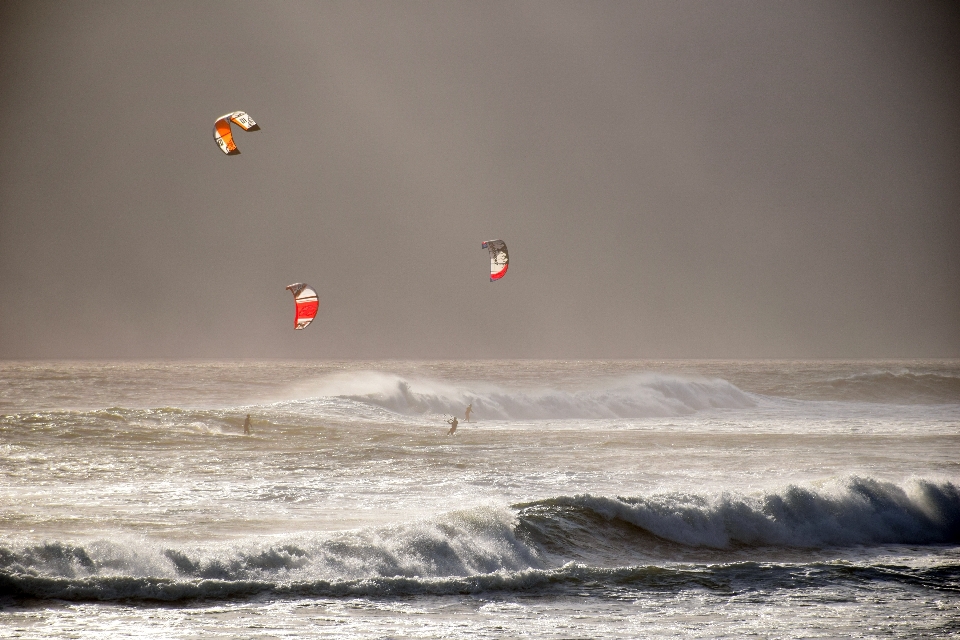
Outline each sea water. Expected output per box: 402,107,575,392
0,360,958,638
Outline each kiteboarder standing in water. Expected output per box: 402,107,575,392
464,404,473,422
446,417,458,435
243,414,252,435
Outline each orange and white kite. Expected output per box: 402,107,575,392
285,283,319,330
213,111,260,155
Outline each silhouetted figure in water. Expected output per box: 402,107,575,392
465,404,473,422
446,416,458,435
243,414,252,435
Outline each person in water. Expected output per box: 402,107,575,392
464,404,473,422
446,416,458,435
243,414,252,435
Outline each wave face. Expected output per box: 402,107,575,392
518,477,960,555
286,371,756,420
2,478,957,602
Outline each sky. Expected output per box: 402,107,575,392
1,1,958,360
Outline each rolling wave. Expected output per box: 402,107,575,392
755,368,960,404
2,478,957,602
821,370,960,403
517,477,960,552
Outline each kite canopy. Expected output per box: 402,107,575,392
482,240,509,281
285,283,319,330
213,111,260,156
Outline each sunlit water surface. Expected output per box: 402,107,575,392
1,360,958,638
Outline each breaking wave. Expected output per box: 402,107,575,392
286,371,756,419
2,477,957,602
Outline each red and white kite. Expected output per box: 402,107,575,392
285,283,319,330
482,240,509,281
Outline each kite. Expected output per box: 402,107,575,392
285,283,319,330
213,111,260,155
482,240,509,281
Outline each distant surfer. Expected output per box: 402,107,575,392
446,416,458,435
243,414,252,435
464,404,473,422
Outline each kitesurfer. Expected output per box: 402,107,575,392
464,404,473,422
446,416,458,435
243,414,252,435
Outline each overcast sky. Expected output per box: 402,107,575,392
1,1,958,359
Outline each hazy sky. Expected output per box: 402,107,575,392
1,1,958,359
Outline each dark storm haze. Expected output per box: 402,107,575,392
1,1,958,359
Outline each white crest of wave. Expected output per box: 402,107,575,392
284,371,755,419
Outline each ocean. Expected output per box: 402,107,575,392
0,360,958,638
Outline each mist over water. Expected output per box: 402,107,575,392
1,360,958,637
